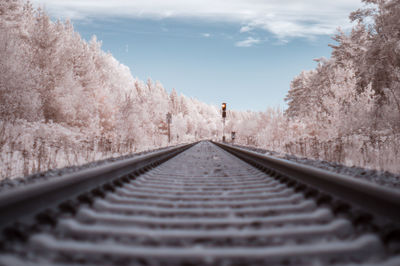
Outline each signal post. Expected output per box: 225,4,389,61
166,112,172,143
222,103,226,142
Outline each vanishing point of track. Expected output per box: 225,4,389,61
0,141,400,265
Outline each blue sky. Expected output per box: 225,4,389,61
32,0,364,111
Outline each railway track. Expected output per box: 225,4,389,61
0,141,400,265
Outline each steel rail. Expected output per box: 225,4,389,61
0,143,195,230
213,141,400,223
1,140,399,265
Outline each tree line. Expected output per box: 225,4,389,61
1,0,399,178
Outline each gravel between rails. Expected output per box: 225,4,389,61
233,144,400,190
2,142,399,193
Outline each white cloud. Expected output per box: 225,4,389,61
235,37,261,47
239,25,253,33
31,0,363,39
202,33,211,38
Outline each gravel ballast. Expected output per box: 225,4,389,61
0,145,178,193
233,144,400,190
1,142,399,193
